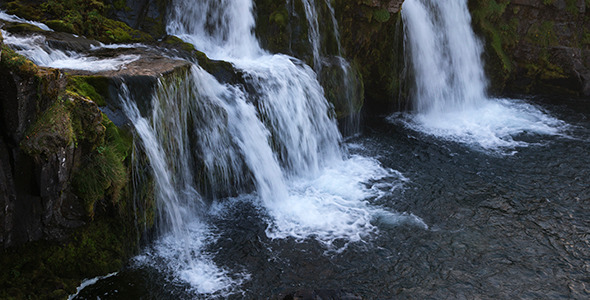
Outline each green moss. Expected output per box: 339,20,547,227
112,0,129,11
2,0,154,44
565,0,579,15
162,35,196,52
4,1,43,20
3,23,46,33
373,9,391,23
72,113,131,219
0,218,135,299
269,9,289,27
0,45,39,76
45,20,77,34
526,21,558,47
101,18,152,43
20,99,74,157
67,76,110,106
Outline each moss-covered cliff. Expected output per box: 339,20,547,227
0,35,143,298
470,0,590,96
333,0,405,113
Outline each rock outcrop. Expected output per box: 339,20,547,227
0,22,190,298
333,0,405,113
470,0,590,96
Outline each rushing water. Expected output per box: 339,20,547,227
111,0,415,296
3,1,589,299
1,30,141,71
400,0,567,152
74,96,590,299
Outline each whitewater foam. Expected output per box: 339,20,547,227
133,221,249,296
0,10,52,31
2,30,140,71
400,0,567,152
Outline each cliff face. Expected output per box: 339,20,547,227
470,0,590,96
333,0,405,112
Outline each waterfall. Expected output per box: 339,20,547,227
399,0,567,151
167,0,342,201
298,0,362,134
402,0,487,113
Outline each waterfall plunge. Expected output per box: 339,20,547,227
400,0,567,152
121,0,424,295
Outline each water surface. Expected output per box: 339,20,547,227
75,97,590,299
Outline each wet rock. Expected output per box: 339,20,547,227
471,0,590,96
283,289,362,300
332,0,405,112
107,0,168,39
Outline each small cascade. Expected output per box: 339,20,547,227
167,0,342,200
162,0,420,248
1,30,140,71
298,0,362,134
0,10,53,31
400,0,567,151
119,68,256,295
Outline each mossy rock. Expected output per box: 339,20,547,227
45,20,77,34
67,76,110,106
0,218,136,299
0,45,39,76
372,9,391,23
20,98,74,157
72,111,131,219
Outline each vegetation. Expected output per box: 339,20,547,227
1,34,139,299
2,0,153,43
470,0,587,95
0,218,136,299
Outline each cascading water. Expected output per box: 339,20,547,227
2,3,424,297
298,0,362,134
402,0,487,113
399,0,567,152
121,0,424,294
1,30,140,71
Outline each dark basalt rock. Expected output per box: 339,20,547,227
470,0,590,97
282,289,362,300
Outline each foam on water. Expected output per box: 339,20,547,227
1,30,139,71
393,98,568,151
68,272,117,300
265,155,426,249
166,0,422,249
120,75,245,295
400,0,567,152
0,10,52,31
133,221,249,296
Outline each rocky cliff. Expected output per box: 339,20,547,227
470,0,590,96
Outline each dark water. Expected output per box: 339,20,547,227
75,97,590,299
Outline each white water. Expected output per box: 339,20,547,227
1,30,140,71
0,10,52,31
400,0,567,151
119,0,427,292
67,272,118,300
120,72,251,295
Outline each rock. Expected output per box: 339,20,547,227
471,0,590,96
333,0,405,113
367,0,404,13
107,0,168,39
283,289,362,300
